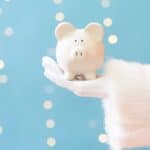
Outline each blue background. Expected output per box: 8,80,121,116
0,0,150,150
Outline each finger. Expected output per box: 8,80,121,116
44,70,56,82
44,70,66,88
44,70,74,90
42,56,62,75
42,56,55,67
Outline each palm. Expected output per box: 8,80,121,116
42,56,107,98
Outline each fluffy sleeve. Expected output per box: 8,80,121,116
103,59,150,149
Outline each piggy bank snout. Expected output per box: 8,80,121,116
71,47,87,59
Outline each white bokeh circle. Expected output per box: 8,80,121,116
43,100,53,110
46,119,55,128
53,0,63,5
88,120,97,128
4,27,14,37
103,18,112,27
55,12,65,22
4,0,12,2
108,34,118,44
44,85,55,94
101,0,111,8
98,134,108,143
0,60,5,70
0,75,8,84
47,137,56,147
0,126,3,134
0,8,3,16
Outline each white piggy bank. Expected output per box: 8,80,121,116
55,22,104,80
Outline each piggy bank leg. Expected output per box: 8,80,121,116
64,72,75,80
84,72,97,80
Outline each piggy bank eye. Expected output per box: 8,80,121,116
81,40,84,42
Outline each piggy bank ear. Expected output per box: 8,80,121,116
55,22,75,40
85,23,104,41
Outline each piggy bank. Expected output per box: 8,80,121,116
55,22,104,80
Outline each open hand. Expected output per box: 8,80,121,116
42,56,107,98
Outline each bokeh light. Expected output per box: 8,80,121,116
101,0,111,8
0,8,3,16
43,100,53,110
47,137,56,147
0,75,8,84
4,0,12,2
98,134,108,143
4,27,14,37
0,126,4,135
108,34,118,44
46,119,55,128
0,60,5,70
53,0,63,5
44,85,55,94
55,12,65,21
88,120,97,128
103,18,112,27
